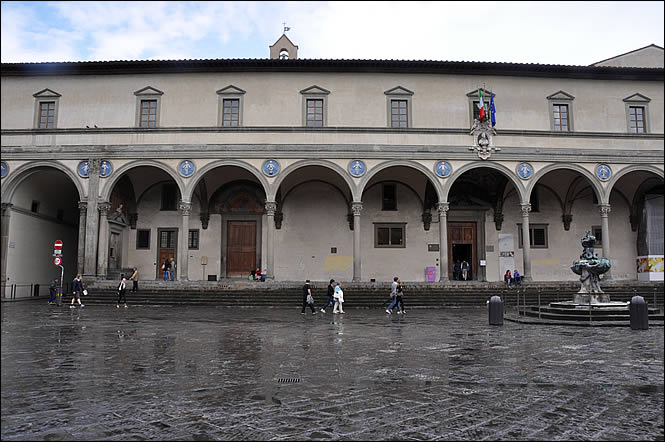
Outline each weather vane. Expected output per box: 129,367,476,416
283,21,290,33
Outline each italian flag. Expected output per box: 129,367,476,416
478,89,486,121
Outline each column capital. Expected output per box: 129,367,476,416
178,201,192,216
97,201,111,215
1,202,13,215
520,203,532,217
351,201,363,216
264,201,277,216
78,201,88,213
437,202,449,215
598,204,611,217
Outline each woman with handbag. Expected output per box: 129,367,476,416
301,280,317,315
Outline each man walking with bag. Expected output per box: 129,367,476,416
301,280,317,315
116,276,128,309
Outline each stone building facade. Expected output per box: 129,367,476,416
1,39,663,295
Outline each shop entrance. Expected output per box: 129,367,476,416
448,222,476,280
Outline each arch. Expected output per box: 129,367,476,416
186,159,269,204
270,159,355,202
444,162,523,203
100,160,184,202
282,179,351,207
527,163,604,204
358,160,442,202
1,161,85,203
606,164,664,196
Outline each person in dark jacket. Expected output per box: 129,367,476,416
116,277,128,308
301,280,317,314
48,278,58,304
320,279,336,313
70,275,84,308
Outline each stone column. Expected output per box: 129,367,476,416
437,202,449,281
352,202,363,282
178,201,191,281
520,203,532,282
84,160,101,277
1,203,13,297
96,202,110,278
599,204,612,279
77,202,87,275
264,201,277,279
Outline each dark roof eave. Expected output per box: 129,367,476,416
1,59,662,81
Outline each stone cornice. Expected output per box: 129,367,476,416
2,126,663,140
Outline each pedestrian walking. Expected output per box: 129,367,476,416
116,276,128,308
461,260,469,281
386,276,399,314
301,280,317,314
321,279,336,313
129,267,139,292
396,279,406,314
70,274,84,308
333,282,345,314
162,258,170,281
48,278,58,304
453,260,461,280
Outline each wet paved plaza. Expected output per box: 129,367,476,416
1,302,663,441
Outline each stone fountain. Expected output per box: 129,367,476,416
571,230,611,304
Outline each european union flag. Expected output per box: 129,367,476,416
489,92,496,127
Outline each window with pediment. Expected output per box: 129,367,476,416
134,86,164,128
300,85,330,127
623,93,650,134
217,85,246,127
33,88,61,129
385,86,413,128
547,91,575,132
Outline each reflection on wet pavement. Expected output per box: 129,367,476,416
2,304,663,440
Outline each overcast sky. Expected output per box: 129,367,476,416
2,1,663,65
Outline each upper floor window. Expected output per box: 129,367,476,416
136,229,151,249
222,99,240,127
300,85,330,127
160,183,178,211
623,93,650,134
518,223,549,248
385,86,413,128
134,86,163,128
188,229,200,249
39,102,56,129
382,183,397,210
547,90,575,132
217,85,245,127
466,88,494,126
139,100,157,128
33,88,61,129
306,99,324,127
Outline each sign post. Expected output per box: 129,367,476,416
53,241,64,306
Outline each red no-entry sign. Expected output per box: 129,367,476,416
54,257,62,266
54,240,63,250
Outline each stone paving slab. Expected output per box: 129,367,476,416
1,304,663,441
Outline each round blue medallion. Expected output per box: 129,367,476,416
0,161,8,179
595,164,611,181
99,160,113,178
78,161,90,178
262,160,280,177
434,161,452,178
517,162,533,180
179,160,195,177
348,160,366,177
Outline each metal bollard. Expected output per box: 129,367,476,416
489,295,504,325
629,296,649,330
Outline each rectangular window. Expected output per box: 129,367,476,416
391,100,408,128
530,187,540,213
552,104,569,131
518,224,549,248
382,183,397,210
472,100,481,121
306,99,323,127
222,98,239,127
188,229,200,249
31,200,40,213
56,209,64,221
139,99,157,128
629,106,645,133
38,102,56,129
136,229,151,249
160,184,178,211
160,230,176,249
592,226,603,247
375,223,406,248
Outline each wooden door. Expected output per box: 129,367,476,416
226,221,256,277
448,222,476,280
157,229,177,279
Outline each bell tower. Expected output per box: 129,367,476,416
270,32,298,59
